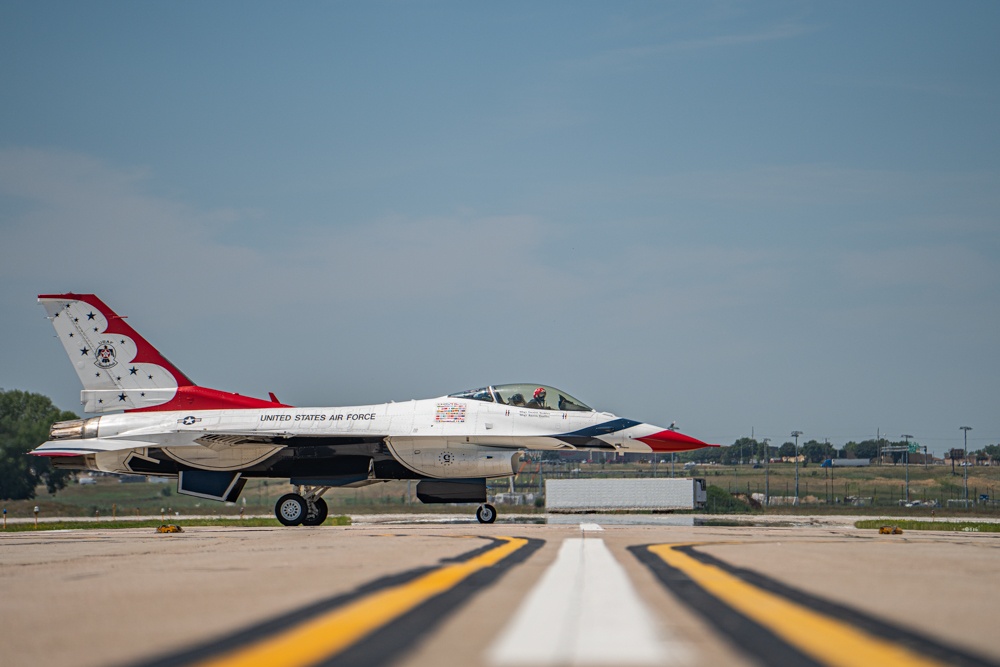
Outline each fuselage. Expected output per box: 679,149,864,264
36,390,703,480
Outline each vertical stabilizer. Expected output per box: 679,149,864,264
38,294,288,413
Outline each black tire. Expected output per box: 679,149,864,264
275,493,307,526
302,497,328,526
476,503,497,524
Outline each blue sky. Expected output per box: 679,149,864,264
2,2,998,455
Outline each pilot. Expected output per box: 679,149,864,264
509,393,525,406
525,387,547,409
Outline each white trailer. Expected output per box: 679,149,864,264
545,478,707,512
821,458,871,468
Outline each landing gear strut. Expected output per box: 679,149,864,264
476,503,497,524
303,497,328,526
274,486,329,526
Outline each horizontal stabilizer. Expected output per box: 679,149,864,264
81,388,178,413
31,438,156,457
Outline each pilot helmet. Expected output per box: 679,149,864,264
533,387,546,400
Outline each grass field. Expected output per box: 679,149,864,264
511,459,1000,516
854,519,1000,532
2,460,998,521
0,516,351,532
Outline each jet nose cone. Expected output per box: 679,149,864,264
636,428,717,452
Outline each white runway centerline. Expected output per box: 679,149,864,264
488,538,684,665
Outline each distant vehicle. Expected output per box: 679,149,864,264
78,476,96,485
31,293,717,526
821,459,871,468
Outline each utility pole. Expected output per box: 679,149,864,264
734,437,739,485
902,434,913,503
791,431,803,505
961,426,972,505
763,438,770,507
825,437,832,504
668,421,679,478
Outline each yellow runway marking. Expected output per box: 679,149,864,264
196,536,528,667
649,543,948,667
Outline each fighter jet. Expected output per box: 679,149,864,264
31,294,715,525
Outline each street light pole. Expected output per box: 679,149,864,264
961,426,972,505
668,422,679,478
902,434,913,504
791,431,803,505
763,438,771,507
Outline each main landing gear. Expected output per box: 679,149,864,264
476,503,497,524
275,487,329,526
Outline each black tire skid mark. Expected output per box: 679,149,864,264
129,536,543,667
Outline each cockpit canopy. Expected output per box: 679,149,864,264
448,384,593,412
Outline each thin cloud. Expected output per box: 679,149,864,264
838,245,998,293
568,21,815,71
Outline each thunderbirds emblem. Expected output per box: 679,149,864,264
94,342,117,369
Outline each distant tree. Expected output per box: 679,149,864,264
778,441,796,458
699,445,725,464
0,389,77,500
758,440,777,461
727,437,758,465
718,444,736,465
854,440,880,459
802,440,835,463
676,445,723,464
982,444,1000,464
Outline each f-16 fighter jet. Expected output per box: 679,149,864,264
32,294,715,525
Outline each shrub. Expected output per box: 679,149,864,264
704,485,753,514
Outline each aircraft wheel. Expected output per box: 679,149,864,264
476,503,497,524
302,497,328,526
275,493,307,526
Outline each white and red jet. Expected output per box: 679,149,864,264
32,294,715,524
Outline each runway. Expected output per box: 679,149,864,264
2,516,998,667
